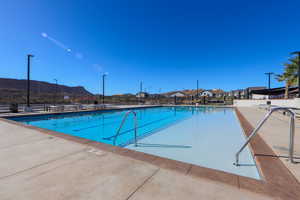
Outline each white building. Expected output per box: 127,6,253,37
136,92,149,98
200,90,213,97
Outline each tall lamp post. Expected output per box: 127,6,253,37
139,81,143,104
196,80,199,101
158,88,162,105
53,79,58,105
102,73,108,105
26,54,34,111
291,51,300,97
264,72,274,89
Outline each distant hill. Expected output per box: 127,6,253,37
0,78,93,95
0,78,94,104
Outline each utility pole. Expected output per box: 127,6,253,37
26,54,34,109
291,51,300,97
264,72,274,89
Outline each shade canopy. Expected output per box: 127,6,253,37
251,87,298,96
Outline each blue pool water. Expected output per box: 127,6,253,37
10,106,260,179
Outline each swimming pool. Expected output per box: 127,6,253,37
9,106,260,179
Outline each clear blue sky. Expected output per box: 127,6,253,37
1,0,300,95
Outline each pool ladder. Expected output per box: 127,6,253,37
234,107,296,166
113,110,138,146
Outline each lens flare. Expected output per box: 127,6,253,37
41,32,72,53
40,32,107,74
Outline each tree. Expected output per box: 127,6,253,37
276,56,299,99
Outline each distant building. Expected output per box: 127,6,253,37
200,90,213,97
231,89,243,99
136,92,149,98
211,89,225,98
227,87,267,99
240,90,247,98
149,93,162,98
249,87,297,99
169,91,186,97
246,87,267,99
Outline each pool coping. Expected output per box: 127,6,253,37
1,106,300,199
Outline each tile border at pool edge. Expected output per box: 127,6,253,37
1,108,299,199
233,109,266,181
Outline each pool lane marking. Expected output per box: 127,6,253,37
120,115,192,147
102,114,181,140
105,113,192,143
72,109,175,132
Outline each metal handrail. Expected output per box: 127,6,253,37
234,107,295,166
113,110,138,146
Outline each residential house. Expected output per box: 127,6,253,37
200,90,213,97
169,91,186,97
136,92,149,98
211,89,225,98
231,89,243,99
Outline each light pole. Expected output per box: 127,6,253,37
102,73,108,105
196,80,199,100
139,81,143,104
264,72,274,89
54,79,58,105
291,51,300,97
158,88,162,104
26,54,34,108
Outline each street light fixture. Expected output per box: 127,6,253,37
102,72,108,105
291,51,300,97
26,54,34,111
196,80,199,100
139,81,143,104
53,79,58,105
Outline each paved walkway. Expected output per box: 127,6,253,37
0,119,271,200
238,107,300,182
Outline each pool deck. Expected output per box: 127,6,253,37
238,107,300,182
0,106,299,199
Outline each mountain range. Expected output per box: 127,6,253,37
0,78,93,103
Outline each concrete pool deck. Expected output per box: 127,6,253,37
0,106,299,199
238,107,300,181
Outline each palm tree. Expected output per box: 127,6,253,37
276,56,299,99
